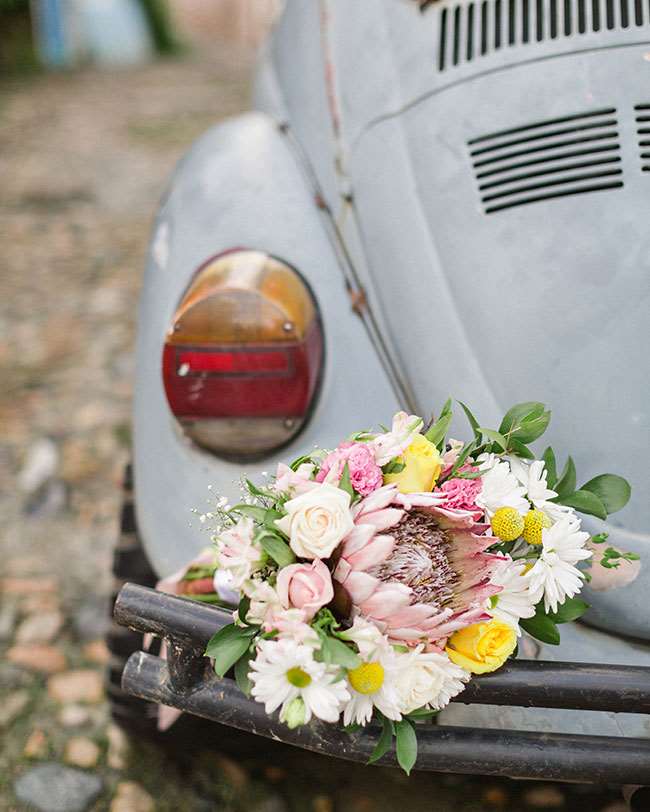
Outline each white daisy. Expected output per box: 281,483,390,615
527,516,592,613
475,454,529,517
487,556,537,633
507,457,570,521
393,645,469,713
339,618,404,725
250,638,349,725
215,517,263,588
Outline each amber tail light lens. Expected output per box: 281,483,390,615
162,250,324,458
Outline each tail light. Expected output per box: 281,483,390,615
162,250,324,458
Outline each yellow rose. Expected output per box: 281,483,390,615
445,620,517,675
383,434,442,493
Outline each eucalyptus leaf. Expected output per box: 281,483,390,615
499,402,550,444
394,719,418,775
368,716,394,765
499,401,544,433
558,489,607,520
479,428,508,451
581,474,631,515
554,456,576,499
205,623,257,677
256,531,295,568
508,438,535,460
520,611,560,645
542,447,557,489
548,596,590,624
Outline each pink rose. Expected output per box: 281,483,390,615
436,471,483,516
316,442,383,496
276,559,334,620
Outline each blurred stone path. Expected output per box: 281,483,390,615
0,46,629,812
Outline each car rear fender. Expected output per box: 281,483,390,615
133,112,399,578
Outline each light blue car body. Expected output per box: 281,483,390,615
133,1,650,738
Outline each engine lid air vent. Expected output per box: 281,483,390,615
635,104,650,172
468,107,624,213
437,0,649,72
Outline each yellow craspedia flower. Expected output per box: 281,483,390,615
446,619,517,675
384,434,442,494
348,662,384,695
523,509,553,545
491,507,525,542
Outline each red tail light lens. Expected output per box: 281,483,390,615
162,250,324,458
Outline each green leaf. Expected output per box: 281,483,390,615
558,489,607,520
256,531,295,568
245,478,276,499
383,460,405,475
425,413,452,451
229,504,267,523
591,532,609,544
205,624,258,677
289,454,315,472
394,719,418,775
581,474,631,515
339,463,354,498
542,447,558,489
445,439,477,482
508,438,535,460
499,402,550,444
554,456,576,499
234,652,253,697
438,397,453,421
547,596,590,624
368,716,394,765
520,610,561,645
319,636,360,670
405,708,439,721
238,597,251,625
264,509,285,534
458,401,482,442
479,428,508,451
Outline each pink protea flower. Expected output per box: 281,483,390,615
333,485,502,646
316,442,383,496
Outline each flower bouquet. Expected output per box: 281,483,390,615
178,400,638,773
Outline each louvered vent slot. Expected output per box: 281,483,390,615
468,108,624,213
635,104,650,172
436,0,648,71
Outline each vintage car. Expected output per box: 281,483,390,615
109,0,650,792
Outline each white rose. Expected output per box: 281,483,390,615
275,483,354,560
394,648,468,713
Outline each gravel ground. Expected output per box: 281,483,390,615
0,47,629,812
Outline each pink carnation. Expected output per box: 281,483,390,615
435,472,483,516
316,442,383,496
